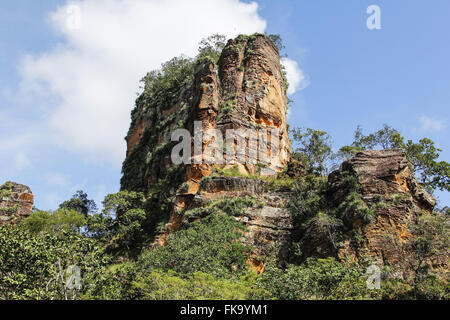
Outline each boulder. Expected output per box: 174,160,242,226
0,181,34,225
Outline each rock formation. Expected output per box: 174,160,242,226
0,181,34,225
180,176,293,269
120,34,443,275
327,149,437,271
120,34,293,263
121,34,290,194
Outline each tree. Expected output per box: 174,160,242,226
291,127,333,175
400,138,449,192
102,191,147,255
0,225,108,300
24,209,86,235
258,258,372,300
342,124,403,151
405,212,450,299
197,34,227,63
59,190,97,216
138,214,249,278
268,34,285,53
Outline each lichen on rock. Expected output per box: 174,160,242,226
327,149,438,272
0,181,34,225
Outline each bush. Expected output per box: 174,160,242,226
81,262,138,300
258,258,372,300
132,270,263,300
138,214,250,278
0,225,109,300
24,209,86,235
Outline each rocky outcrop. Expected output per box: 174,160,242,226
121,34,294,263
178,176,293,269
0,182,34,225
327,149,437,271
121,34,291,196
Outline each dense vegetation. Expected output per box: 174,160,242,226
1,35,448,300
1,123,447,300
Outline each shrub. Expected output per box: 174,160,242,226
138,214,250,278
24,209,87,235
132,270,264,300
258,258,372,300
0,225,109,300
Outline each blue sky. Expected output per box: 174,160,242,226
1,0,448,209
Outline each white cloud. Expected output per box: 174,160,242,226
418,116,447,132
14,153,32,171
45,172,70,187
18,0,267,166
44,192,62,209
281,57,309,96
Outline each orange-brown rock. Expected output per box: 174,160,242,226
0,181,34,225
178,176,293,262
121,35,293,259
327,149,437,272
121,34,291,195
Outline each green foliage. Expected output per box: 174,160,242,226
280,63,289,93
24,209,86,235
405,212,450,299
197,33,227,64
258,258,372,300
267,34,285,53
102,191,147,256
102,190,145,218
400,138,450,192
139,56,194,109
209,196,257,216
0,204,19,215
139,214,250,278
351,124,402,150
0,182,13,199
59,190,97,216
81,262,138,300
264,175,296,192
132,270,263,300
341,124,449,192
217,99,237,122
85,211,115,240
0,182,20,215
114,209,147,253
0,225,109,300
288,175,344,259
289,175,328,222
83,264,266,300
336,145,363,161
291,127,333,175
336,191,377,226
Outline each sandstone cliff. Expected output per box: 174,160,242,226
327,149,438,273
120,35,444,275
121,34,293,262
121,34,290,195
0,181,34,225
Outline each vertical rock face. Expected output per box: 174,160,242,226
121,34,291,197
185,176,294,266
0,182,34,225
120,34,293,262
327,149,436,270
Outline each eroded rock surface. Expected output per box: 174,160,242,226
183,176,293,268
327,149,437,270
121,35,294,263
0,181,34,225
121,34,291,196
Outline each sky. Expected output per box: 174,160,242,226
0,0,449,210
